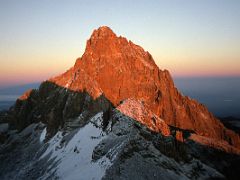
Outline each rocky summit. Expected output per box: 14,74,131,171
0,26,240,180
50,26,240,152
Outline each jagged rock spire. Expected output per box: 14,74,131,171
49,26,240,151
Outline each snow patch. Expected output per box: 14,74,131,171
117,98,146,121
117,98,170,136
39,127,47,143
40,112,111,180
65,83,70,88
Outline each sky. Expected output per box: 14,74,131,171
0,0,240,88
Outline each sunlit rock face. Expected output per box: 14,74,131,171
116,98,171,136
1,26,240,180
50,26,240,151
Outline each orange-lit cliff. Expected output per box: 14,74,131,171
49,26,240,153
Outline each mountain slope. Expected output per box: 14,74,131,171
1,26,240,180
0,110,227,180
49,26,240,150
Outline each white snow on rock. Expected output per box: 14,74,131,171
39,127,47,143
40,112,111,180
117,98,170,136
117,98,150,123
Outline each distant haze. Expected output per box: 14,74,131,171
0,78,239,118
174,77,240,118
0,83,40,110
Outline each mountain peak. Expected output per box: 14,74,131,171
91,26,116,38
87,26,117,49
50,26,240,152
82,26,155,68
84,26,124,58
3,26,240,180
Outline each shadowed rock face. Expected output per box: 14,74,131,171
9,82,113,138
1,108,233,180
48,26,240,150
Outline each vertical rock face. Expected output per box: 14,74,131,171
50,26,240,150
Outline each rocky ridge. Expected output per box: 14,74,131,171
49,26,240,152
1,26,240,180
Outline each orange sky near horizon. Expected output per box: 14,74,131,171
0,0,240,87
0,33,240,87
1,45,239,87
